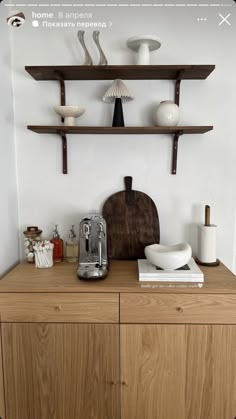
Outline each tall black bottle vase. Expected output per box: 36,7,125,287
112,98,124,127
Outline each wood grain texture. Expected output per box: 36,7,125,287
120,293,236,324
0,260,235,294
121,325,236,419
185,325,236,419
25,65,215,81
0,324,6,419
185,325,213,419
102,177,160,259
0,293,119,323
212,325,236,418
27,126,213,135
121,324,186,419
2,323,120,419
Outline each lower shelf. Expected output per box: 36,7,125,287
27,125,213,174
27,125,213,135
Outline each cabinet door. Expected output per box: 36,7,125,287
121,324,186,419
121,325,236,419
2,323,119,419
186,325,236,419
0,325,6,419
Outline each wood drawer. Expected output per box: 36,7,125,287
120,293,236,324
0,293,119,323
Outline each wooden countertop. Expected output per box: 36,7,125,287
0,260,235,294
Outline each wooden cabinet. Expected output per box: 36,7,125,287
0,325,6,419
121,324,186,419
0,260,236,419
1,323,120,419
121,324,236,419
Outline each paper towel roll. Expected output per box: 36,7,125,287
198,224,217,263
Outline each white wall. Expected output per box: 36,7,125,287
8,3,236,272
0,6,19,277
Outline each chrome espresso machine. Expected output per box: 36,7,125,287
77,214,108,280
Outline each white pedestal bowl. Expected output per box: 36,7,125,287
126,35,161,65
54,106,85,126
144,243,192,270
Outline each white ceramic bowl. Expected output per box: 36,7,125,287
54,106,85,126
144,243,192,270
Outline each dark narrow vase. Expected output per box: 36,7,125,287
112,98,124,127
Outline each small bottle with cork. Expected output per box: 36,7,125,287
66,225,79,262
51,225,63,262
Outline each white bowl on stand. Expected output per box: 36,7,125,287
144,243,192,270
54,106,85,126
127,35,161,65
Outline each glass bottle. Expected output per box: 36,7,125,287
50,225,63,262
23,226,42,263
66,225,79,263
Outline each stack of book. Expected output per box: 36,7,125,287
138,258,204,286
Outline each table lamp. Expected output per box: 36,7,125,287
102,79,134,127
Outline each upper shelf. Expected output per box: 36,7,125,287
25,65,215,81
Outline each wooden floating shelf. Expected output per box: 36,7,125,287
27,125,213,175
27,126,213,135
25,64,215,175
25,65,215,81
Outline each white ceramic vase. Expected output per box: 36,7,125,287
155,100,179,126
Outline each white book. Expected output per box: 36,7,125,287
138,258,204,283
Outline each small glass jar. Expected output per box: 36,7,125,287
23,226,42,263
66,225,79,263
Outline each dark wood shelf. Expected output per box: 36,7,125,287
25,64,215,175
25,65,215,81
27,126,213,135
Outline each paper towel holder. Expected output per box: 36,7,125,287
195,204,220,267
195,257,220,267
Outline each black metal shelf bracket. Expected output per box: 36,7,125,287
175,70,185,106
54,71,66,109
55,72,68,174
59,131,68,174
173,70,185,174
172,130,184,175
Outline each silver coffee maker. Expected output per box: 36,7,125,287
77,214,108,280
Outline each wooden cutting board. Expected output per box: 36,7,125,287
102,176,160,260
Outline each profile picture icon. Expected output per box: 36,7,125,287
7,11,25,28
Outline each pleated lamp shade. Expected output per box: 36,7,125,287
102,79,134,127
102,79,134,103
